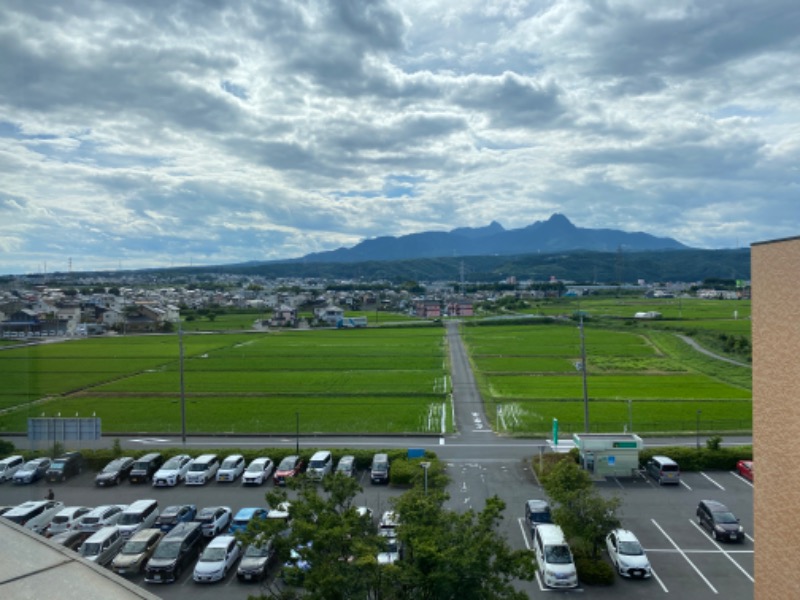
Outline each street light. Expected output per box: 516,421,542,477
696,410,702,450
295,412,300,454
420,461,431,495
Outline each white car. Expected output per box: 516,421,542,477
185,454,219,485
76,504,127,533
152,454,192,487
242,457,274,486
606,529,652,578
193,534,241,582
196,506,232,538
377,529,402,565
3,500,64,534
46,506,92,536
216,454,245,483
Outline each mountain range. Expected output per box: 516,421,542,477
296,214,690,263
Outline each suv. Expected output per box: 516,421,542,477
0,455,25,482
370,453,390,484
144,521,203,583
129,453,164,484
13,457,52,484
46,451,83,483
645,456,680,485
152,454,192,487
95,456,135,487
524,499,552,534
216,454,246,483
79,526,125,566
3,500,64,534
307,450,333,481
696,500,745,542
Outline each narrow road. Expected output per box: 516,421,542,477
676,334,751,367
445,320,497,443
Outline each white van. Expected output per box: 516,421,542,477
533,524,578,589
0,455,25,482
4,500,64,534
117,499,160,539
307,450,333,481
80,526,125,566
185,454,219,485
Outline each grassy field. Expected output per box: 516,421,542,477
462,298,752,434
0,328,449,434
0,298,753,435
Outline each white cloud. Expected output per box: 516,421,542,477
0,0,798,274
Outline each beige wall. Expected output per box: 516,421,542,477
751,236,800,599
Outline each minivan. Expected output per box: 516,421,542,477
307,450,333,481
524,499,552,534
129,453,164,484
3,500,64,534
117,499,160,539
111,528,164,575
646,455,681,485
0,455,25,482
533,524,578,589
46,451,84,483
370,453,390,484
185,454,220,485
144,521,204,583
79,526,125,566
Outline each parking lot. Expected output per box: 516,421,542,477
1,457,753,600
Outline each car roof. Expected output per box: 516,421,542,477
207,534,236,547
701,499,730,511
251,457,271,464
526,499,550,510
611,528,639,542
234,507,262,518
128,528,162,542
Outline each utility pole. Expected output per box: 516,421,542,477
180,324,186,444
580,314,590,433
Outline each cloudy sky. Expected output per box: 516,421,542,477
1,0,798,274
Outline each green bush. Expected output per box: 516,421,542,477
575,556,615,585
639,445,752,471
0,439,15,456
388,456,446,489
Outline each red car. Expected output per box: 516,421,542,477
273,455,304,486
736,460,753,482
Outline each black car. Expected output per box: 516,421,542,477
155,504,197,533
45,452,84,483
524,499,552,534
50,530,92,551
696,500,745,542
237,536,275,582
95,457,135,487
144,521,203,583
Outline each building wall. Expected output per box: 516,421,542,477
751,236,800,599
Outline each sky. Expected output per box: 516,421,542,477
1,0,799,275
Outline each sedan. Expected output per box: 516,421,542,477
193,534,241,583
13,457,52,484
152,454,192,487
196,506,232,538
154,504,197,533
95,457,135,487
606,529,652,578
242,457,274,486
273,455,304,486
736,460,753,482
46,506,92,536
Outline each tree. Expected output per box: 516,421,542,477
390,489,535,600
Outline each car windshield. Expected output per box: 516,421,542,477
133,461,149,471
22,462,38,470
714,511,738,524
103,461,122,472
618,541,644,556
81,542,101,556
81,517,100,525
221,459,239,469
244,544,271,558
197,510,216,523
49,463,65,470
278,457,297,470
160,507,179,518
189,462,208,471
200,547,227,561
162,457,184,470
530,512,551,523
545,545,572,564
117,513,140,525
121,540,149,554
373,461,388,471
51,515,69,524
246,462,264,472
152,540,180,559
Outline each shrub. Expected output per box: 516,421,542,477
639,445,752,471
0,439,15,455
575,556,615,585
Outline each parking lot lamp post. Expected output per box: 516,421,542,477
696,410,702,450
420,462,430,495
295,412,299,454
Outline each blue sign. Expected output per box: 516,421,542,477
407,448,425,458
608,455,616,466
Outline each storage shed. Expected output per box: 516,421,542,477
572,433,643,477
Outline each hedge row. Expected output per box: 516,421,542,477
639,445,752,471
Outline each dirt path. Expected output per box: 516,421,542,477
676,334,751,368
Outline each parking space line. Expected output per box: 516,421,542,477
680,479,693,491
651,519,718,594
745,533,754,543
688,520,754,583
651,567,669,593
517,517,531,550
700,472,726,490
730,472,753,488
